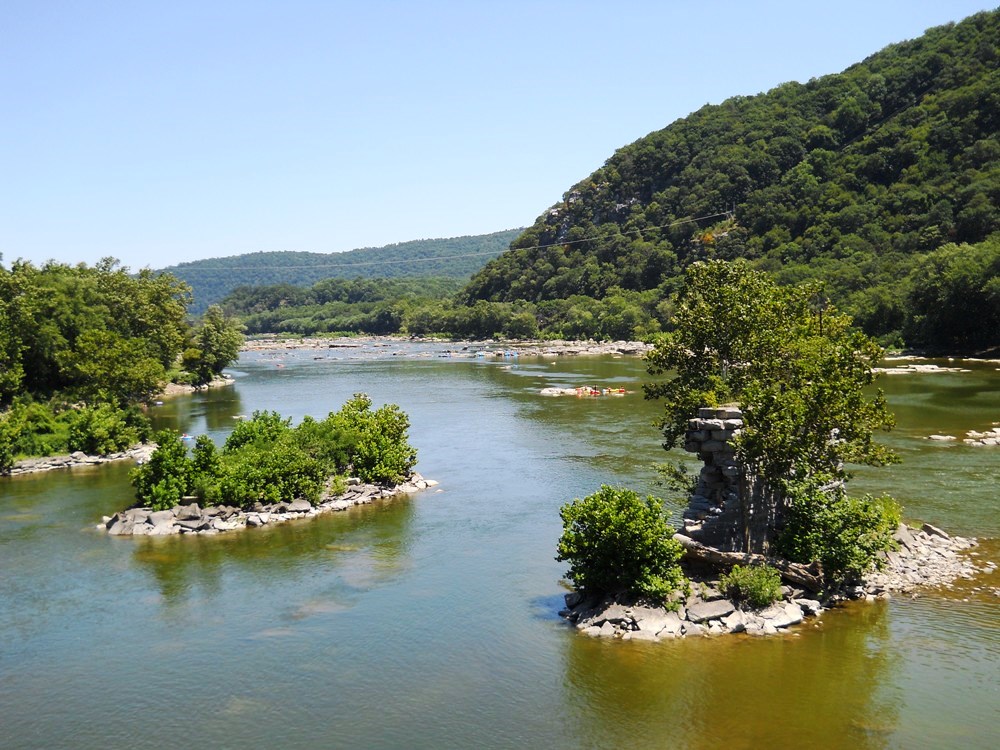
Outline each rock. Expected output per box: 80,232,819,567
107,518,134,536
722,610,745,633
921,522,950,540
564,591,584,609
759,602,804,629
686,599,735,623
794,598,823,616
149,510,174,527
656,611,685,637
630,606,675,634
683,622,707,637
174,503,201,520
176,518,209,531
894,523,917,552
598,621,617,637
287,499,312,513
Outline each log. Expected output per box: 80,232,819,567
673,533,824,592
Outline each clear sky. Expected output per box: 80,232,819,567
1,0,994,270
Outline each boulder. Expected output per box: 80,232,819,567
655,611,685,637
148,510,175,529
759,602,804,629
921,522,950,540
686,599,735,623
287,499,312,513
174,503,202,520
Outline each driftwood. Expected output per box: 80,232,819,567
673,533,824,592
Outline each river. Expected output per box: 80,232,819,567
1,344,998,749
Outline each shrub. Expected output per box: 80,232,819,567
719,564,783,608
328,394,416,484
777,478,902,582
131,430,194,510
67,402,147,455
556,485,685,603
224,410,291,452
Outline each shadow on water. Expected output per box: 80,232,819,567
559,601,900,749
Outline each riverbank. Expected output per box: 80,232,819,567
100,472,439,536
8,444,157,477
560,521,994,640
158,373,235,398
241,334,653,358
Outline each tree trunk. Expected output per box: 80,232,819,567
673,533,824,592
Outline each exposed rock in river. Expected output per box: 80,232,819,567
99,473,438,536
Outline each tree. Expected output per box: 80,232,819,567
645,260,899,572
556,485,685,603
184,305,245,385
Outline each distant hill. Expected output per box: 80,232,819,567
161,228,522,312
463,10,1000,343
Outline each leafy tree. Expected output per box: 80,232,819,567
183,305,245,385
556,485,685,603
646,260,899,569
130,430,194,510
67,403,148,455
329,393,416,484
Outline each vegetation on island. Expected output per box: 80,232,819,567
557,260,902,605
0,258,244,472
131,395,416,512
646,260,901,581
556,485,685,605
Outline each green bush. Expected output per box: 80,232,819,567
214,437,327,508
719,564,783,608
777,478,902,582
328,394,416,484
224,410,291,452
6,400,71,458
555,485,685,603
130,430,194,510
67,403,148,456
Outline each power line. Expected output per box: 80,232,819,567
174,211,733,272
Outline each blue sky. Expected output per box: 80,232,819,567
1,1,993,269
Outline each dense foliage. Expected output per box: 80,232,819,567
0,258,244,469
777,479,901,582
718,564,783,609
462,11,1000,351
556,485,685,603
646,260,900,576
163,229,523,313
131,395,417,511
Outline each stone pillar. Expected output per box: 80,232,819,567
682,406,744,550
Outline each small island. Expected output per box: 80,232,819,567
556,261,994,639
101,394,433,536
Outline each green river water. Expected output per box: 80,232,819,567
1,343,997,749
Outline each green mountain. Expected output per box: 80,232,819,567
161,229,522,313
464,10,1000,347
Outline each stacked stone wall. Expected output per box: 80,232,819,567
682,406,746,551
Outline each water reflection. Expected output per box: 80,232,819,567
560,602,900,749
132,496,415,608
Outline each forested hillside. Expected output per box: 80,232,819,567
464,10,1000,350
162,229,522,313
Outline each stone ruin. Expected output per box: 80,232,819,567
681,406,784,555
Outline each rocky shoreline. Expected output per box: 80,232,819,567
242,334,653,358
8,444,157,477
157,373,235,398
100,472,439,537
560,521,993,640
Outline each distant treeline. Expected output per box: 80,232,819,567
161,229,523,313
222,234,999,350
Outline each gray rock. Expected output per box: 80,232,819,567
598,621,617,637
623,629,659,642
722,610,746,633
148,510,175,528
794,598,823,616
107,518,134,536
656,611,685,636
686,599,735,623
176,518,209,531
287,499,312,513
759,602,804,628
683,622,707,637
921,522,950,540
174,503,201,520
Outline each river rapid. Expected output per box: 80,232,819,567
1,343,998,749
